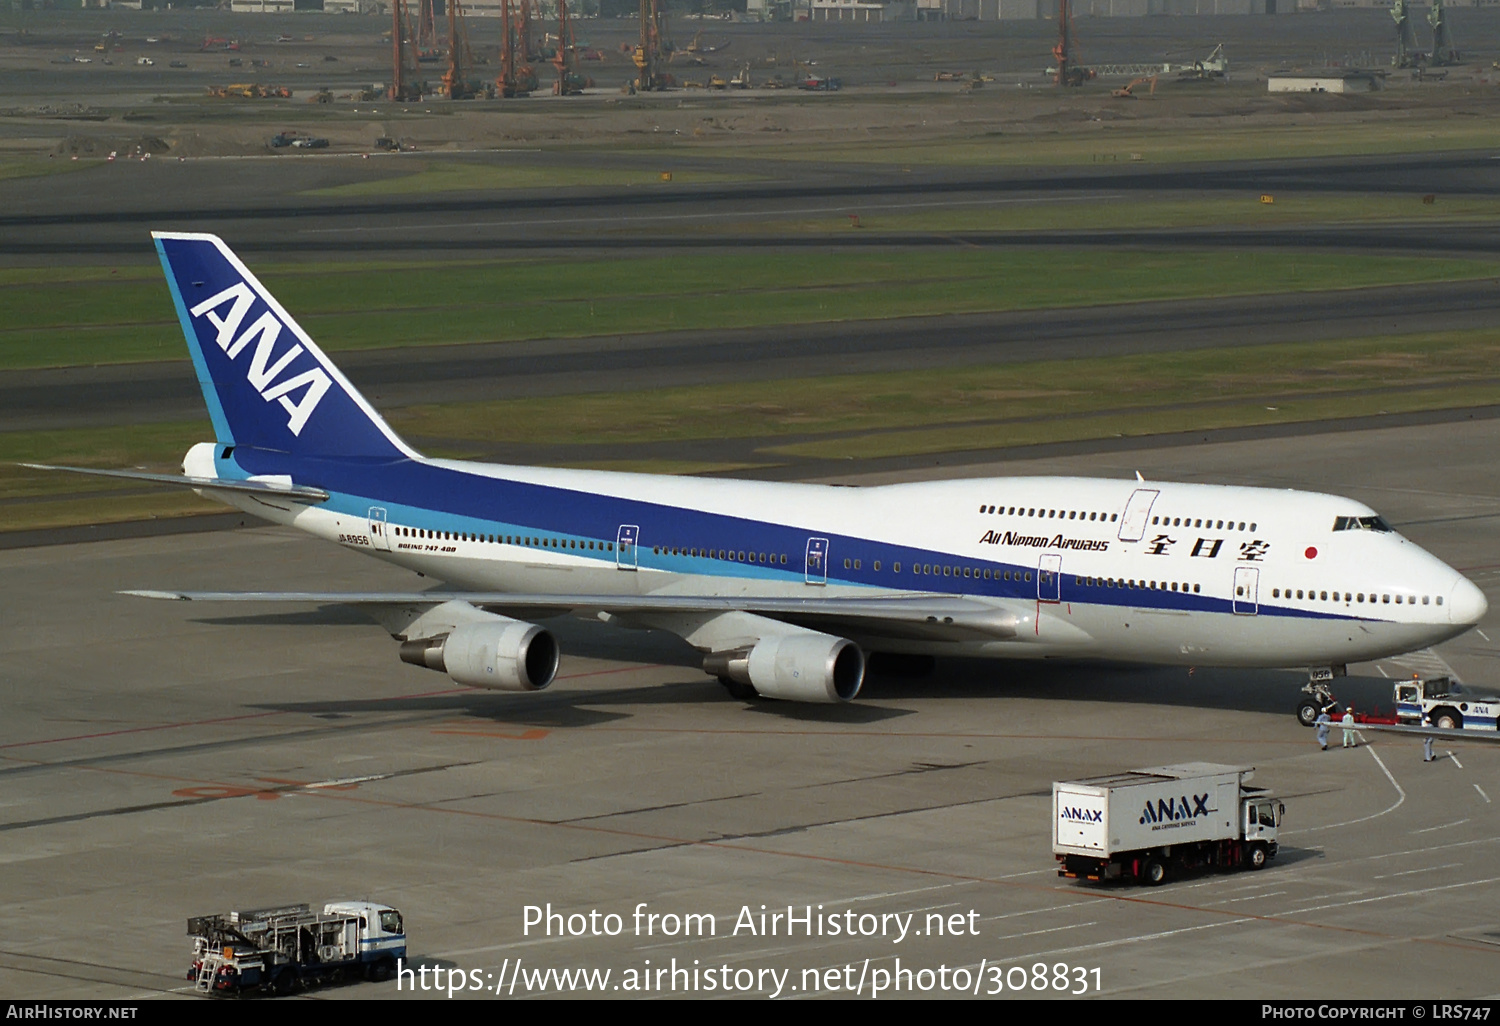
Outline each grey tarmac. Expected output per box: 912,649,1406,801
2,417,1498,999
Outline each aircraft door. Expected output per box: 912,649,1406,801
367,507,390,551
805,537,829,585
1038,553,1062,603
1233,566,1259,615
616,525,639,571
1118,488,1160,542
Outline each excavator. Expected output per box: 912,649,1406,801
1111,74,1157,98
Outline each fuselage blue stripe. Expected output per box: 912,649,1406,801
224,447,1391,626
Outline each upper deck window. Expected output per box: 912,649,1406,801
1333,515,1394,533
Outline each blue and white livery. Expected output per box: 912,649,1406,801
37,233,1488,705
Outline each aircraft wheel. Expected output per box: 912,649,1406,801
1295,698,1322,727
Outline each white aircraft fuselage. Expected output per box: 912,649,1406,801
53,231,1484,706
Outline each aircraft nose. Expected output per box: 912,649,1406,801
1449,576,1488,626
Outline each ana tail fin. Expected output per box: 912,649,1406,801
153,231,417,461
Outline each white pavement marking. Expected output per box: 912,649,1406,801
1290,745,1405,833
1280,875,1500,917
1365,835,1500,861
1476,784,1492,804
1372,862,1462,880
981,900,1109,922
1413,819,1469,833
994,919,1250,962
1209,891,1288,905
994,922,1097,943
1451,754,1464,769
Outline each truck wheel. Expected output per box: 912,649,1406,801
1248,843,1268,870
1295,698,1322,727
1433,708,1462,730
1142,858,1166,886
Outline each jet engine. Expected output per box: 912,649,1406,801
703,631,864,703
399,618,559,692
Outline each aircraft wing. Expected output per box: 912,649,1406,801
1356,722,1500,743
121,589,1022,639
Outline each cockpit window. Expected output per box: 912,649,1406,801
1333,515,1394,533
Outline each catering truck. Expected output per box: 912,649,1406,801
1053,763,1282,886
188,900,405,995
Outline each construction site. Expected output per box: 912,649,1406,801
0,2,1495,163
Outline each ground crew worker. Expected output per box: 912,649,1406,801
1342,707,1357,748
1316,710,1331,751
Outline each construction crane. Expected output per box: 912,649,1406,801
389,0,424,101
633,0,674,92
496,0,538,97
1428,0,1460,66
551,0,589,95
415,0,439,62
1392,0,1421,68
683,28,728,56
442,0,486,99
1173,43,1227,81
1052,0,1093,87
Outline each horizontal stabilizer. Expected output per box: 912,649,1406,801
24,463,329,502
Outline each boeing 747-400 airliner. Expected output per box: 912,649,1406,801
30,233,1489,707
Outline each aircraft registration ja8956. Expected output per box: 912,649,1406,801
31,233,1488,706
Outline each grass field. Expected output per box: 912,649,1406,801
9,329,1499,533
722,193,1500,235
385,330,1500,448
691,121,1500,168
0,158,98,182
4,249,1497,370
304,161,757,197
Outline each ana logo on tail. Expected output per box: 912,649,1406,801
189,282,332,436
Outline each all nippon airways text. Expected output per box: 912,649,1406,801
523,902,981,943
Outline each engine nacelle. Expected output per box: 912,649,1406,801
400,619,559,692
706,631,864,703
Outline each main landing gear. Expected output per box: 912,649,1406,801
1296,665,1345,726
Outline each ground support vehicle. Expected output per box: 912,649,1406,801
1393,676,1500,731
1054,763,1282,886
188,901,405,995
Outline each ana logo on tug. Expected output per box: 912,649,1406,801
189,282,331,436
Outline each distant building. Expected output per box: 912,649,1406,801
1267,69,1383,91
808,0,915,19
230,0,296,10
922,0,1300,15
